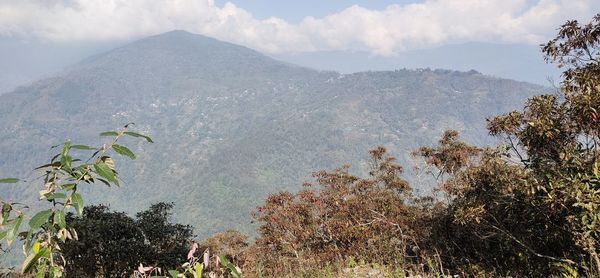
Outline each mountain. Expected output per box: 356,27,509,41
0,30,549,237
0,38,559,95
272,43,562,86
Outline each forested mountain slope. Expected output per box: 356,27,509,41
0,30,548,236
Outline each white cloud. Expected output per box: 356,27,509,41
0,0,598,55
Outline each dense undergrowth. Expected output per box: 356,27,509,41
1,13,600,278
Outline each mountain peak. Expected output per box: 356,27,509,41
72,30,310,78
162,29,194,35
142,30,228,46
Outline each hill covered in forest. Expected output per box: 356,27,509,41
0,30,548,236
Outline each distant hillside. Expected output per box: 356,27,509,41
0,30,548,237
272,43,562,86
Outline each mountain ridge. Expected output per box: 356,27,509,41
272,42,561,85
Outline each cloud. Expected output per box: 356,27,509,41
0,0,598,55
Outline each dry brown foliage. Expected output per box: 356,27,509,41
248,147,432,276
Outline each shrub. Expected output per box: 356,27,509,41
251,147,430,276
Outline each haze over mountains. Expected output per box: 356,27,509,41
273,43,561,86
0,36,560,95
0,30,548,237
0,38,122,94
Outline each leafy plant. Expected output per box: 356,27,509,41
0,124,152,277
219,254,241,278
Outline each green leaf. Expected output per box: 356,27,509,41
61,141,71,158
54,210,66,229
112,144,136,160
61,183,76,190
60,141,72,169
29,210,52,230
124,131,154,143
7,215,23,245
100,131,119,137
71,145,97,150
1,203,11,225
194,262,203,278
61,154,72,168
34,162,62,170
219,254,241,278
47,193,67,201
0,231,7,241
22,247,50,273
168,270,180,277
71,192,84,216
32,241,40,253
0,178,19,183
94,162,118,185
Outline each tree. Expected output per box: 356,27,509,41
136,202,194,270
60,202,194,277
62,205,147,277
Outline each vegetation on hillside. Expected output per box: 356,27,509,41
0,28,544,239
0,13,599,278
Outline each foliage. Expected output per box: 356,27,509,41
412,13,600,276
249,147,434,276
198,230,248,268
136,202,195,270
417,136,578,276
61,205,146,277
60,202,193,277
0,124,152,277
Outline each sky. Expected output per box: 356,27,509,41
1,0,599,55
214,0,417,23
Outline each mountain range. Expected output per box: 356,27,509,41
0,38,560,95
272,42,561,86
0,30,549,237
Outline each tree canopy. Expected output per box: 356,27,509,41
61,203,193,277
